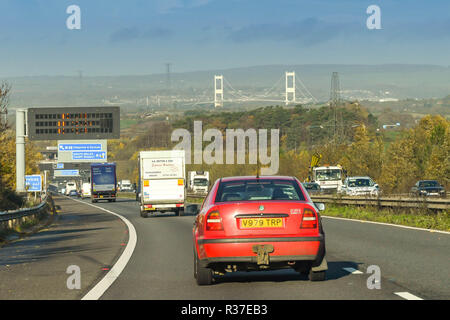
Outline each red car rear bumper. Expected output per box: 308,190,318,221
196,235,325,265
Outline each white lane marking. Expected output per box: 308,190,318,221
64,197,137,300
395,292,424,300
342,267,363,274
322,215,450,235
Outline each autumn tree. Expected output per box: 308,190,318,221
0,81,11,132
379,115,450,193
339,124,383,179
0,81,11,201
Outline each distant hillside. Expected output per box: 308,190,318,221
3,64,450,108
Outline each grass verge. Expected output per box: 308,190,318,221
322,204,450,232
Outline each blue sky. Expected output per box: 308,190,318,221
0,0,449,76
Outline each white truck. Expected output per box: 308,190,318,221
138,150,186,217
187,171,209,195
312,165,343,194
119,180,133,192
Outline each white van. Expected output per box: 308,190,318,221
81,182,91,199
65,181,77,195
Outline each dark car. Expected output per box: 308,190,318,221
68,190,78,197
410,180,446,198
302,182,322,195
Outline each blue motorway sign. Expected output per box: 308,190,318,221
54,170,80,177
59,143,102,151
25,175,42,192
72,151,106,160
57,140,107,163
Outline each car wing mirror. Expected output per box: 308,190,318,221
314,202,325,211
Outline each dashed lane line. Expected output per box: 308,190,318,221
394,292,424,300
342,267,363,274
342,266,425,300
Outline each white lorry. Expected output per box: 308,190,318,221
138,150,186,217
312,165,343,193
187,171,209,194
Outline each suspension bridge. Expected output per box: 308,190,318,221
183,71,320,108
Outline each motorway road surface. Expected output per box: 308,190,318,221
0,197,449,300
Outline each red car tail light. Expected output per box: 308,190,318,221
300,208,317,229
206,211,223,231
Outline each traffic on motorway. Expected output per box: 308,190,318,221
1,1,449,313
45,149,447,290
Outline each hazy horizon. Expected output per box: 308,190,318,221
2,63,449,79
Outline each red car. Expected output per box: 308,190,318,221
193,176,327,285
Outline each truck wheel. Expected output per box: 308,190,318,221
309,270,326,281
194,251,213,285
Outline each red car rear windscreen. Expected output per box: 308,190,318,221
215,179,305,202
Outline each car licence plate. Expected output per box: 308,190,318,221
240,218,283,228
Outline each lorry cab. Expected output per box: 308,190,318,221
312,166,343,194
188,171,210,195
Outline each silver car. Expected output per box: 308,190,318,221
340,176,380,196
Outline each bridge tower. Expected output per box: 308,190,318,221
214,75,224,108
285,71,296,105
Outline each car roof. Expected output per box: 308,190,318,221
219,176,296,182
